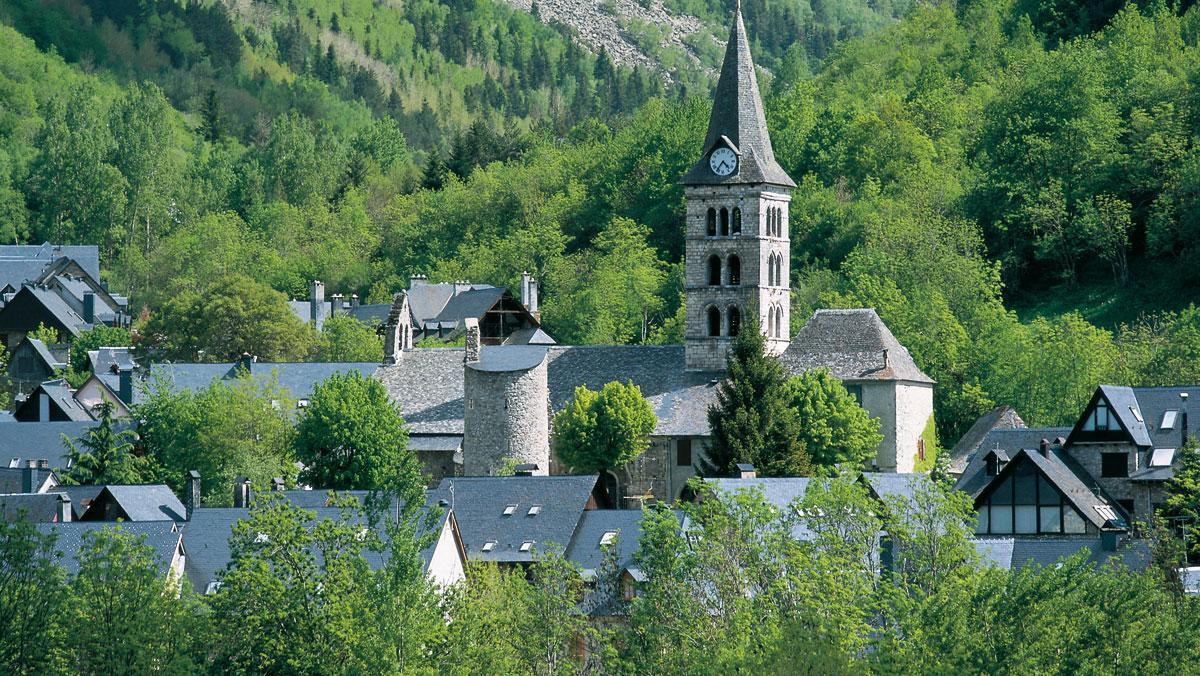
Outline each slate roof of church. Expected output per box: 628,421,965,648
429,475,598,563
680,2,794,188
38,521,181,577
779,309,934,384
376,345,723,437
973,536,1152,571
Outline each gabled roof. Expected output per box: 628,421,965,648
975,449,1127,531
565,509,647,579
0,244,100,292
954,427,1071,497
779,309,933,384
88,347,136,374
1126,386,1200,450
973,536,1151,572
144,361,380,403
21,337,67,371
680,2,794,188
0,285,89,336
0,492,67,522
1066,385,1153,448
430,475,599,562
437,287,507,328
0,466,58,495
61,485,104,520
37,521,181,577
15,379,93,421
948,405,1026,475
87,485,188,521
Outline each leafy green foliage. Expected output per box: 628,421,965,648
137,374,296,505
703,322,810,477
61,401,157,486
1163,438,1200,562
66,325,132,374
785,368,882,469
294,371,416,490
315,315,384,362
552,380,657,473
0,520,66,673
144,273,319,363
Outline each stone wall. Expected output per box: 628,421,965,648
462,357,550,476
605,435,707,506
1066,442,1163,520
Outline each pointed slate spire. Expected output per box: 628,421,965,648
681,0,794,187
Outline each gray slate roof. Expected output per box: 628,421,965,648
377,345,723,436
468,345,547,372
1089,385,1153,447
0,466,58,495
680,4,794,188
95,485,188,521
0,421,113,472
707,477,813,540
145,361,380,403
26,338,67,371
983,449,1126,531
61,485,104,519
0,244,100,292
408,435,463,452
19,286,89,336
565,509,648,578
18,379,94,421
88,347,136,374
779,309,933,384
37,521,180,577
973,536,1151,571
948,405,1026,475
430,475,598,562
0,492,66,522
860,472,927,505
954,427,1071,498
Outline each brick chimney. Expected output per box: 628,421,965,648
464,318,481,363
186,470,201,520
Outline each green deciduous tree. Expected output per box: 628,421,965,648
785,368,883,469
552,380,657,474
0,520,67,674
294,371,415,490
1163,438,1200,562
702,322,810,477
67,325,132,375
315,315,383,362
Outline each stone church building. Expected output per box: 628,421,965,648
374,3,934,503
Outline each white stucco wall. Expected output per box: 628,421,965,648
893,382,934,473
859,381,898,471
426,517,466,591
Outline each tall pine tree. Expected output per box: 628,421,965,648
701,317,810,477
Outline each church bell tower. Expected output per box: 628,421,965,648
682,0,795,371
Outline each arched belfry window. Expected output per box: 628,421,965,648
707,307,721,337
769,207,776,236
774,305,784,337
727,255,741,286
732,207,742,234
766,306,776,337
728,306,741,337
706,208,716,237
707,255,721,286
767,253,776,286
720,207,729,236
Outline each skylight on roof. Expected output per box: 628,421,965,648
527,505,542,516
503,504,517,516
1130,406,1144,423
1162,410,1178,430
1094,505,1118,522
482,541,496,552
7,458,17,469
600,530,619,547
1150,448,1176,467
519,541,534,552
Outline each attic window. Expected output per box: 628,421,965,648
1083,399,1114,432
7,458,17,469
527,505,542,516
1150,448,1176,467
600,530,619,547
482,541,497,552
1130,406,1143,423
519,541,535,553
1162,410,1178,430
502,504,518,516
1094,504,1119,522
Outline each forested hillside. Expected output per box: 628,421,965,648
5,0,1200,442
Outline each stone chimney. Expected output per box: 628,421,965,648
309,280,326,329
464,318,481,363
736,463,757,479
410,274,428,289
58,494,72,522
239,352,254,375
528,278,539,315
330,293,344,317
83,292,96,324
23,459,38,493
1039,438,1050,457
383,291,412,365
233,476,252,508
350,293,359,308
521,272,539,315
118,368,133,405
186,470,201,519
454,280,473,295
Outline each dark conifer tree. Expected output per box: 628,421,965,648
200,87,222,142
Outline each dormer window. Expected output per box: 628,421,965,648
502,504,517,516
1130,406,1143,423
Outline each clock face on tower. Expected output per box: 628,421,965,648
709,147,737,176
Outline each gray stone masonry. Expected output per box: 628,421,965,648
463,355,550,476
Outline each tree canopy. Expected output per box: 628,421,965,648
552,380,657,474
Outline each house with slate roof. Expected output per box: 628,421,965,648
37,521,185,585
6,336,68,396
0,491,73,522
956,385,1200,536
74,484,188,522
0,420,98,471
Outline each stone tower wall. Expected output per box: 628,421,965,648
462,358,550,476
684,184,792,370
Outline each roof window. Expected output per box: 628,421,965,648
519,541,534,553
527,505,542,516
1150,448,1176,467
1130,406,1143,423
503,504,517,516
1162,410,1178,430
7,458,17,468
482,541,497,552
600,530,619,547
